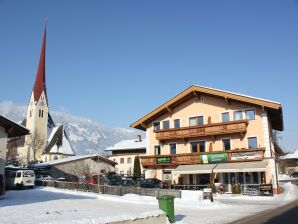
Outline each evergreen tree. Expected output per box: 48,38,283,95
133,156,141,178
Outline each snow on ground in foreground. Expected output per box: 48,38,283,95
0,183,297,224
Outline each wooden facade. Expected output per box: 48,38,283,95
155,120,248,141
140,148,265,167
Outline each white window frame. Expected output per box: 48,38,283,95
189,140,206,153
162,120,170,129
172,118,181,129
247,136,258,149
233,110,244,121
168,142,177,155
152,121,161,131
244,108,256,120
187,115,205,126
221,138,232,151
220,111,230,123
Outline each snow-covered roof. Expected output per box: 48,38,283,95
34,154,116,167
105,139,146,151
44,125,75,156
280,150,298,160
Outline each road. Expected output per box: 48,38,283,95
229,198,298,224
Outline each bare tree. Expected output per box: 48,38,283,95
6,138,20,166
25,131,46,163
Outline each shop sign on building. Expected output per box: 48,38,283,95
260,184,273,196
200,153,228,164
156,157,171,164
230,151,263,161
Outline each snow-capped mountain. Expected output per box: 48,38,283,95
0,101,144,155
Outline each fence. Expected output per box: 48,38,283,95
173,184,208,190
39,180,181,198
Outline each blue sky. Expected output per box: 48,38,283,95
0,0,297,151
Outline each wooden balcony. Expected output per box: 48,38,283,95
155,120,248,141
140,148,265,167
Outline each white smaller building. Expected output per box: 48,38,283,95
105,136,146,177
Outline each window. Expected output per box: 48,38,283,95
190,141,205,153
53,156,58,160
198,116,204,126
174,119,180,128
189,117,197,126
222,139,231,150
189,116,204,126
30,110,32,117
233,111,243,121
16,172,21,178
127,158,132,164
245,109,255,120
169,143,176,154
120,158,125,164
163,120,170,129
248,137,258,148
153,122,160,131
221,112,230,122
155,145,161,155
41,110,44,117
39,109,41,117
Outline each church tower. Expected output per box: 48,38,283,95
20,28,49,163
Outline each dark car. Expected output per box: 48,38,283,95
290,172,298,178
140,178,161,188
120,179,133,186
109,176,123,186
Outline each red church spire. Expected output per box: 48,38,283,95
33,27,47,103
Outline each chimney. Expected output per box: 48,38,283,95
137,135,142,142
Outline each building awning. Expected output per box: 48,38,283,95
213,161,267,173
172,164,217,174
172,161,267,175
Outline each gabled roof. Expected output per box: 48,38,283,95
43,125,75,156
130,85,283,131
105,139,147,151
0,115,30,138
33,28,47,104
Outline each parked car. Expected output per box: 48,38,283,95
5,169,35,189
120,179,133,186
140,178,161,188
290,172,298,178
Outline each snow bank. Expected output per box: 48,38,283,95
280,182,298,200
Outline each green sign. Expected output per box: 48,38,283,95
157,157,171,164
200,153,228,164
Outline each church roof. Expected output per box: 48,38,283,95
33,28,47,104
44,124,75,156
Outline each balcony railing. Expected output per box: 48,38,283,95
155,120,248,141
140,148,265,167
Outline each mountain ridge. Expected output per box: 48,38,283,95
0,101,143,156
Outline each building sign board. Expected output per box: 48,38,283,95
260,184,273,196
230,151,263,161
156,157,171,164
200,153,228,164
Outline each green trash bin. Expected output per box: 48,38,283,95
156,195,175,223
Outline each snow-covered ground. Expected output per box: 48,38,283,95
0,183,297,224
